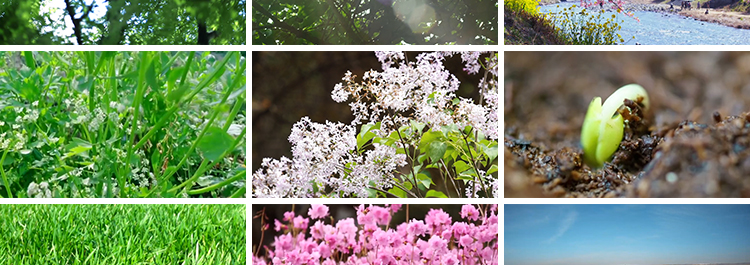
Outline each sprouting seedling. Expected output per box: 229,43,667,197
581,84,649,168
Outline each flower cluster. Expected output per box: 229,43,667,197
253,204,498,265
253,117,407,198
253,51,498,198
334,51,498,139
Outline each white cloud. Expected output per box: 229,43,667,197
544,211,577,244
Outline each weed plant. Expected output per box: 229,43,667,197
505,0,540,15
0,204,245,264
504,0,568,44
0,51,246,198
545,5,626,44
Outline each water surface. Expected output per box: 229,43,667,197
540,2,750,45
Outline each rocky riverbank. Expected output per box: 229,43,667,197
538,0,750,29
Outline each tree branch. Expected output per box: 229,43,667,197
252,2,326,44
63,0,97,45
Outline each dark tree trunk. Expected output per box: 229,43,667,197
197,21,216,45
63,0,95,45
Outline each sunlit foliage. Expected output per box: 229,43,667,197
253,0,498,45
0,0,246,45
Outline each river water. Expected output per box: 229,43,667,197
539,2,750,45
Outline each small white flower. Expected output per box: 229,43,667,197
27,182,39,197
227,123,244,137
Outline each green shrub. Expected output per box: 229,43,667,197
545,5,626,45
505,0,540,15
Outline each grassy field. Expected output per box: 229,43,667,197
0,51,246,198
0,204,245,264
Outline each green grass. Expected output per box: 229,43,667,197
0,51,246,198
0,204,246,264
505,0,568,44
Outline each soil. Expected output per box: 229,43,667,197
504,51,750,198
680,8,750,29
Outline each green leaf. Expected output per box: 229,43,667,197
410,121,425,134
454,161,471,173
481,144,498,162
419,130,443,148
168,84,191,103
427,141,447,162
417,153,429,164
63,138,92,159
417,173,432,189
402,181,413,191
1,156,16,166
197,127,234,162
456,174,474,181
425,190,447,198
23,51,35,70
457,169,477,182
145,58,159,91
440,124,459,136
167,66,187,93
356,122,380,150
487,164,498,175
388,187,407,198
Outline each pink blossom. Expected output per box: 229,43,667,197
254,204,498,264
371,206,391,225
425,208,452,234
407,219,426,236
460,204,480,221
274,219,285,232
293,215,309,230
308,204,329,219
459,235,474,246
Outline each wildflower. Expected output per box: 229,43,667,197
227,123,244,137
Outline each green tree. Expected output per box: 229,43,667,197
0,1,55,44
0,0,246,45
253,0,498,45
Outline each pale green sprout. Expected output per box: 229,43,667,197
581,84,649,168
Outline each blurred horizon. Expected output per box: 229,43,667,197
505,205,750,265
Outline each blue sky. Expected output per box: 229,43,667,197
39,0,109,44
505,205,750,265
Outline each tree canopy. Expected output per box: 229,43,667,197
0,0,246,45
252,0,498,45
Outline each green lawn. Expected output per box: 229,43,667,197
0,204,246,264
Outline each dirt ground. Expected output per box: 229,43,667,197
504,51,750,198
680,8,750,29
